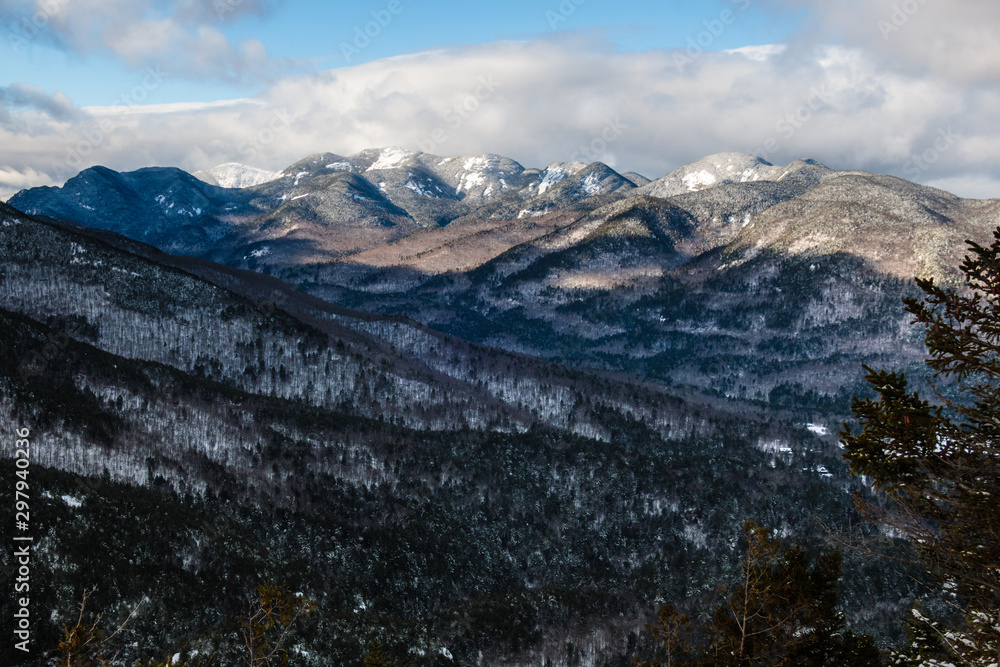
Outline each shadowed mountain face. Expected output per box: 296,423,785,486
10,149,1000,408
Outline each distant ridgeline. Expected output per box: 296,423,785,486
12,149,996,407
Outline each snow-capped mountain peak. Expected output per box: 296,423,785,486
638,153,788,198
414,152,529,200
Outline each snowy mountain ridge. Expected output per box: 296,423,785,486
193,162,282,188
635,152,834,199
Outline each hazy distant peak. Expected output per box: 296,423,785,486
193,163,282,189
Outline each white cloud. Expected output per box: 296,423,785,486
0,165,56,201
768,0,1000,85
84,97,255,116
0,38,996,199
0,83,81,133
0,0,279,82
925,175,1000,201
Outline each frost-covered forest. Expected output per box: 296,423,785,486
0,203,925,665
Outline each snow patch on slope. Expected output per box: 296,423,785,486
457,171,486,194
538,165,568,194
581,171,602,196
455,156,501,196
367,147,415,172
406,179,439,198
682,170,718,191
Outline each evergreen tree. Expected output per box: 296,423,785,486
842,229,1000,666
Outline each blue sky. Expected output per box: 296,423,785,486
2,0,999,199
4,0,804,105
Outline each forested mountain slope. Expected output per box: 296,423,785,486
0,202,910,665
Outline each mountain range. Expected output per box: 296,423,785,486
11,148,998,405
2,147,994,664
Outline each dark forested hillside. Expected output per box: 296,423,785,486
0,198,916,665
